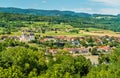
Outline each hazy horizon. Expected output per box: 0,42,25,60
0,0,120,15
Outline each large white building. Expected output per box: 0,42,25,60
20,32,35,42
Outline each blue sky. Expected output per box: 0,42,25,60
0,0,120,15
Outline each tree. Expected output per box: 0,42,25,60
110,46,120,63
91,47,98,55
0,43,6,52
74,56,91,77
0,47,47,76
45,51,91,78
0,66,24,78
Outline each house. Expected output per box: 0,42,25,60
97,39,103,44
29,33,35,41
70,37,78,41
54,36,67,41
71,40,80,46
97,46,110,52
45,36,57,42
117,37,120,42
49,49,58,55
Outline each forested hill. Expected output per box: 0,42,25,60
1,7,120,17
0,8,120,32
0,7,91,17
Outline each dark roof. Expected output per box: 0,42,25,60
46,36,54,38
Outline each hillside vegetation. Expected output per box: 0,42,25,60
0,10,120,32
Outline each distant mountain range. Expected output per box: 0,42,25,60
0,7,119,17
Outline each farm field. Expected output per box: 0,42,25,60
5,22,119,37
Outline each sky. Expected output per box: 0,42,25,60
0,0,120,15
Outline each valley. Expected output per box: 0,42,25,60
0,8,120,78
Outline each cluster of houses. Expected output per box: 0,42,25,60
40,35,118,55
40,36,84,47
47,45,111,55
40,35,120,44
0,31,35,42
48,47,91,55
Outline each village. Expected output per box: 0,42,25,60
1,30,119,55
1,28,120,65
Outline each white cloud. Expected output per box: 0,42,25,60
61,8,120,15
89,0,120,15
97,8,120,15
41,0,47,3
74,8,120,15
91,0,120,6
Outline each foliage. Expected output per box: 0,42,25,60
0,47,47,77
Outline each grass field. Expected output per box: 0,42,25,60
42,27,120,37
43,31,88,37
81,29,120,37
11,26,120,37
1,21,120,37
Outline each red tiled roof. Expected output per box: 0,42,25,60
98,46,110,50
